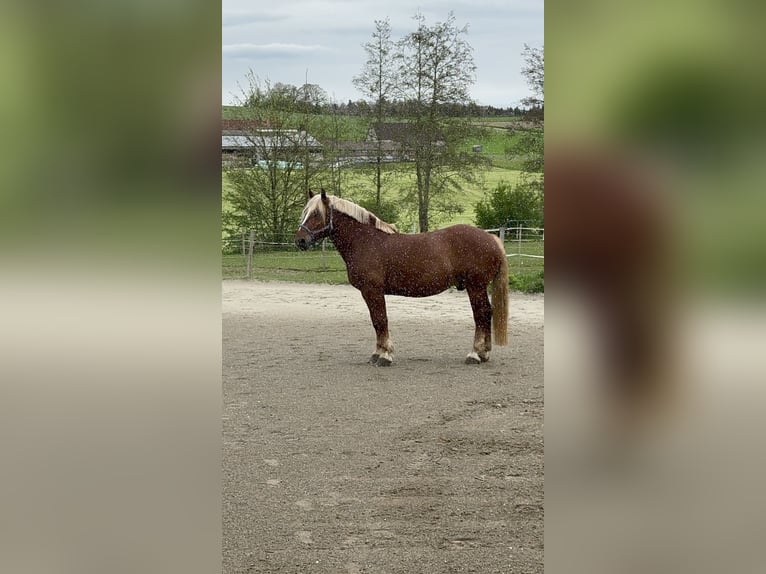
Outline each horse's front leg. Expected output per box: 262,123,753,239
466,284,492,364
360,288,393,366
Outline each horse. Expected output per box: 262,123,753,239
295,189,509,366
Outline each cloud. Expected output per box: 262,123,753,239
222,11,286,28
222,43,328,59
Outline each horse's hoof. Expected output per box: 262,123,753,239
376,356,393,367
479,353,490,363
465,352,481,365
369,354,380,365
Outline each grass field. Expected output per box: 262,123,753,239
223,250,348,284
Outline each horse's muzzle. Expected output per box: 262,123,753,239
295,236,309,251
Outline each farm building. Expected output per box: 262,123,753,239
365,122,445,160
221,119,322,166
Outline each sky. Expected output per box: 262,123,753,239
222,0,543,109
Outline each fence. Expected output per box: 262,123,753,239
487,224,545,272
222,225,544,281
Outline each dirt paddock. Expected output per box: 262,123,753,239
223,280,544,573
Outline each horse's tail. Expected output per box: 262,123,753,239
491,235,509,346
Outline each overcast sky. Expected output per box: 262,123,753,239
222,0,543,109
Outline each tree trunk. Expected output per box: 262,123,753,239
419,153,433,232
418,202,429,232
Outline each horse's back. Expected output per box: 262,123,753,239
418,224,503,285
359,224,503,296
387,225,498,263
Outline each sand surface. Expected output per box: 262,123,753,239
223,280,544,573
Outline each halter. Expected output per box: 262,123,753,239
298,204,334,244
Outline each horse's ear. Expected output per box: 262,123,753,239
320,188,328,202
308,189,314,199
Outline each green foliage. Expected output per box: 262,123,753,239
222,163,309,244
508,270,544,293
224,165,522,235
474,178,543,229
355,197,401,227
506,126,544,173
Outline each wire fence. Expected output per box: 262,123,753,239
222,225,544,280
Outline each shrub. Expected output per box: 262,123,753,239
475,178,543,229
508,270,544,293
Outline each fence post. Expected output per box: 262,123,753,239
247,230,255,279
241,232,246,256
499,225,506,245
517,223,523,270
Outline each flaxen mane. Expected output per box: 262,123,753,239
302,194,398,234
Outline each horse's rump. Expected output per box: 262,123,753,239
442,225,505,278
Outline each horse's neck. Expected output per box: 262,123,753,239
331,213,378,260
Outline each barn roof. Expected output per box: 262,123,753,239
221,130,322,150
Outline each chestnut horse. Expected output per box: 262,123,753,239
295,189,509,365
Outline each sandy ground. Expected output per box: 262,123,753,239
222,280,544,574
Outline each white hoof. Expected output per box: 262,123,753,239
465,351,481,365
375,351,393,367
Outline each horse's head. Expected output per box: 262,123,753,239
295,188,333,250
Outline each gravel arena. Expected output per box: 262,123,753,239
223,280,544,574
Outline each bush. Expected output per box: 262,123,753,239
508,270,544,293
475,178,543,229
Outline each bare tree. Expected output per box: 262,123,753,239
353,19,397,211
521,44,544,106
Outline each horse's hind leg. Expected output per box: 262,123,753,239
466,283,492,364
361,288,394,366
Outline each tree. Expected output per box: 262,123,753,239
296,83,328,114
223,73,325,243
396,11,484,232
353,19,397,211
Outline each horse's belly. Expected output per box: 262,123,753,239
385,277,450,297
